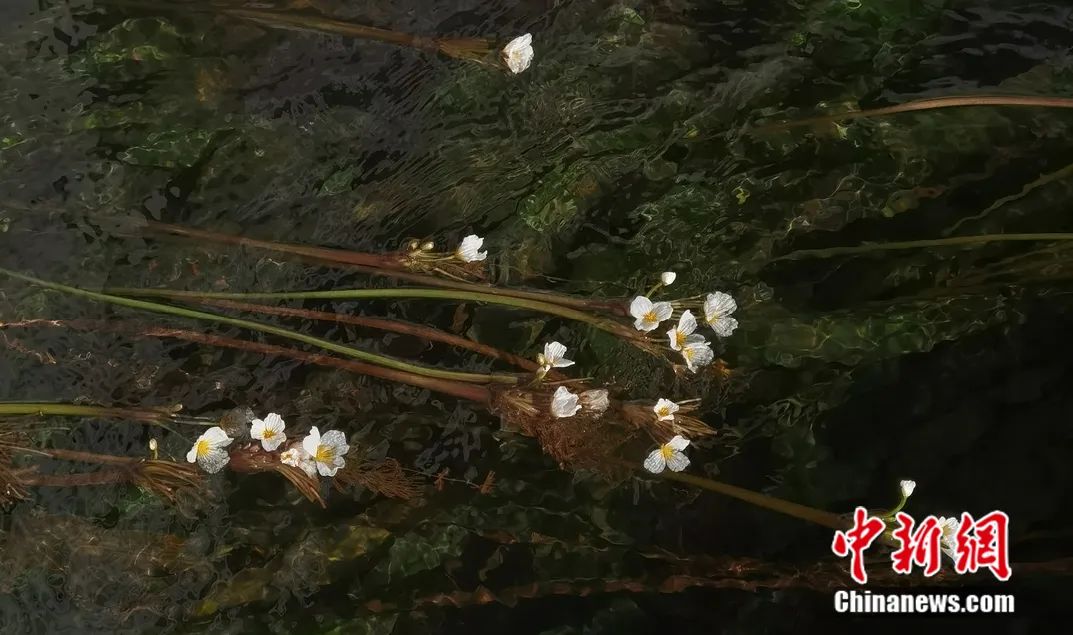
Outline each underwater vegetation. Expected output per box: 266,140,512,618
3,0,1073,632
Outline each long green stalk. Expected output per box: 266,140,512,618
658,470,847,530
773,233,1073,261
100,285,640,341
0,268,518,385
0,402,202,424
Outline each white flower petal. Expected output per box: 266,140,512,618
660,271,677,285
580,389,610,414
704,292,737,323
321,430,350,456
550,386,581,418
682,340,715,372
652,302,673,321
198,448,231,474
456,234,488,262
710,316,739,338
665,451,690,472
643,449,666,474
678,310,697,336
502,33,534,74
185,445,198,463
203,426,233,447
264,413,285,432
900,479,916,498
629,296,654,319
250,418,267,439
543,341,574,368
653,398,679,421
667,435,690,451
302,426,321,457
262,433,286,452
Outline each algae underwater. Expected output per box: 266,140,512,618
2,0,1073,632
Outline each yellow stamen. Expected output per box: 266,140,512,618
315,445,334,464
263,429,275,439
643,310,657,323
195,439,209,457
660,444,674,459
674,330,686,348
657,407,670,418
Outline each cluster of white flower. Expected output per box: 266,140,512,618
186,413,350,478
644,398,692,474
550,385,610,418
897,480,959,562
628,273,738,373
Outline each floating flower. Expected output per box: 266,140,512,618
653,398,679,421
302,426,350,477
681,339,714,372
537,341,574,373
250,412,287,452
660,271,677,286
939,516,960,560
186,426,233,473
900,479,916,498
280,446,317,478
666,310,703,351
550,385,581,418
456,234,488,262
630,295,673,332
579,389,609,414
643,435,691,474
703,291,738,337
501,33,534,74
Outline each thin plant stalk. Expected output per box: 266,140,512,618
773,233,1073,262
143,220,627,315
0,402,211,427
658,470,848,530
758,94,1073,131
0,317,493,404
0,268,518,385
100,284,642,343
191,297,555,376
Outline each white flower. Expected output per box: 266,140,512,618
280,446,317,478
666,310,703,351
302,426,350,477
456,234,488,262
939,516,960,560
550,386,581,418
630,295,673,332
643,435,691,474
537,341,574,373
681,339,715,372
653,398,679,421
900,479,916,498
250,412,287,452
703,291,738,337
501,33,534,74
579,389,609,414
660,271,677,286
185,426,233,474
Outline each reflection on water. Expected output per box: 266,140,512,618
3,0,1073,632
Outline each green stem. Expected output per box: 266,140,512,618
0,268,517,385
773,233,1073,261
657,471,848,530
0,402,178,422
100,285,639,341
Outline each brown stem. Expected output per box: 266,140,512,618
143,221,628,316
220,8,437,52
1,317,492,404
191,297,556,376
20,470,132,487
37,447,145,466
757,94,1073,131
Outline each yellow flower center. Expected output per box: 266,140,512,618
657,407,670,418
263,429,275,439
315,444,334,464
660,445,674,459
682,347,695,361
643,310,658,323
195,439,210,457
674,330,687,348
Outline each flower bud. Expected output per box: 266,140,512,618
660,271,677,285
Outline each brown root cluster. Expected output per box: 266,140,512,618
619,401,715,442
333,456,423,500
490,387,639,480
404,250,489,282
227,444,325,508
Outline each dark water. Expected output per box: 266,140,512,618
2,0,1073,632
